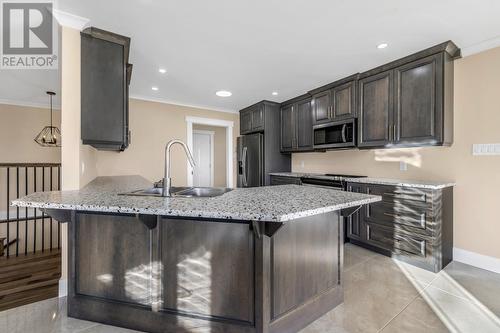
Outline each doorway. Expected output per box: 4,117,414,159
193,130,214,187
186,116,234,188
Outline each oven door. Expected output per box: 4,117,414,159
313,119,356,150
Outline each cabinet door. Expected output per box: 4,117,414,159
331,81,356,120
296,99,313,150
240,109,252,134
280,104,295,152
251,106,265,132
312,90,331,125
394,54,443,145
346,183,365,241
358,71,394,147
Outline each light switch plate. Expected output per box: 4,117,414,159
472,144,500,156
400,161,408,171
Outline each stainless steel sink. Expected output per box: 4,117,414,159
121,186,232,198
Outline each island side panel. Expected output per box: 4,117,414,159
160,218,255,324
74,212,152,305
267,211,344,333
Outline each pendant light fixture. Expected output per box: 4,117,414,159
34,91,61,147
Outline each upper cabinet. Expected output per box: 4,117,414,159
81,27,132,151
280,96,313,153
310,75,358,125
358,41,460,148
240,104,265,134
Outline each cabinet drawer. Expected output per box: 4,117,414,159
270,176,301,186
365,201,429,231
364,184,431,204
365,224,426,258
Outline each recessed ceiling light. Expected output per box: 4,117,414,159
216,90,232,97
158,68,167,74
377,43,388,49
152,86,159,91
272,92,278,96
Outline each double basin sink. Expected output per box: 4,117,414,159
122,186,233,198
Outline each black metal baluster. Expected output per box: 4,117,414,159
50,166,53,251
16,167,19,256
33,167,37,253
25,166,28,255
6,168,10,257
42,167,45,252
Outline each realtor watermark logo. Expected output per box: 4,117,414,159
1,1,58,69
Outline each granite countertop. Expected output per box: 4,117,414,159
344,177,455,190
11,176,381,223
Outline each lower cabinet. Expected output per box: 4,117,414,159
345,182,453,272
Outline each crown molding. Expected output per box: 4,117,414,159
0,98,61,110
129,94,238,114
461,35,500,57
53,9,90,31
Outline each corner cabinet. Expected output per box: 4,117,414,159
280,96,313,153
358,41,460,148
81,27,132,151
310,76,357,126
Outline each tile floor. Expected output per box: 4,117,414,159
1,244,499,333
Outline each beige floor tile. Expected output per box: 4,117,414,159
430,261,500,316
380,297,449,333
343,243,378,271
418,285,500,333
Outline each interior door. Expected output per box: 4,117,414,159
193,131,213,187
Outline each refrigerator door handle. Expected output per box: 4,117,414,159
242,146,248,187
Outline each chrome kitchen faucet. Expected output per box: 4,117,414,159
163,139,196,197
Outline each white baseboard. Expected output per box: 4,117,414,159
58,279,68,298
453,247,500,274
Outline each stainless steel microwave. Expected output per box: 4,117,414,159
313,119,356,149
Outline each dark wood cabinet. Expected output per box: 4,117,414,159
81,27,132,151
358,41,459,148
280,104,294,151
280,96,313,153
296,98,314,149
311,90,331,125
240,104,265,134
358,71,393,147
346,181,453,272
311,76,358,126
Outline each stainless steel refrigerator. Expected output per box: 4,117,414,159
237,133,264,187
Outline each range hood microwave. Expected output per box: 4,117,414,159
313,119,356,149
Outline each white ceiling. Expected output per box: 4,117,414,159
2,0,500,112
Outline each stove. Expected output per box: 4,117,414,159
301,174,366,190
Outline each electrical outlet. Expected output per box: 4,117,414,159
472,144,500,156
399,161,407,171
300,160,305,168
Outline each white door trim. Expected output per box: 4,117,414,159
186,116,234,188
193,129,215,187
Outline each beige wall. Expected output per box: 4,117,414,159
193,124,227,187
292,46,500,259
0,104,61,163
60,26,98,283
95,98,239,187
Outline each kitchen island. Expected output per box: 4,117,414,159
12,176,380,333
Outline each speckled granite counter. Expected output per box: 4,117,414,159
344,177,455,190
12,175,381,222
